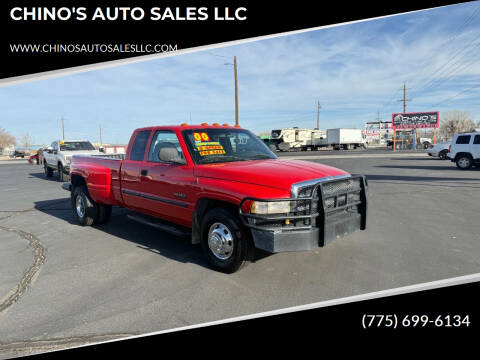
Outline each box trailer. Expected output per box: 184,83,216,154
327,128,367,150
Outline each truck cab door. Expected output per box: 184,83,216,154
120,130,153,211
139,130,195,227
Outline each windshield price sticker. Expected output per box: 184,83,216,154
197,145,223,151
194,140,225,155
200,149,226,156
193,132,210,142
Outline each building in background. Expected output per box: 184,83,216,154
92,143,127,154
362,121,393,145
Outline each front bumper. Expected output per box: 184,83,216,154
240,175,368,253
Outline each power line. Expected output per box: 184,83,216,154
415,40,480,97
429,83,480,107
408,6,480,92
418,47,480,96
410,27,480,97
204,52,231,60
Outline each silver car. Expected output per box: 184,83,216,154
427,141,450,160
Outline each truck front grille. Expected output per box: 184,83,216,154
240,175,367,233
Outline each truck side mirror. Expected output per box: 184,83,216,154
47,146,53,153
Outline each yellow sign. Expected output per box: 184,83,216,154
199,149,226,156
193,132,210,142
195,141,225,156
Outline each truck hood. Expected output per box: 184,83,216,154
195,159,349,191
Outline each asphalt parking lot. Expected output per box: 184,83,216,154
1,151,480,355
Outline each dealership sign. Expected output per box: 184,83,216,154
392,112,439,129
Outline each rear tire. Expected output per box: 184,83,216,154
201,207,251,273
71,186,98,226
439,150,448,160
456,155,473,170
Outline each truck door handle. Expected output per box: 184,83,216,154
140,169,148,176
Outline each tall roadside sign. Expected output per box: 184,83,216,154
391,111,439,151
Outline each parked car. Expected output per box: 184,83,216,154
447,132,480,169
10,150,29,159
28,153,39,164
43,140,121,182
427,141,450,160
419,137,433,149
63,124,368,273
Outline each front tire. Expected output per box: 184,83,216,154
57,164,69,182
44,162,53,177
201,207,251,273
456,155,473,170
439,150,448,160
71,186,98,226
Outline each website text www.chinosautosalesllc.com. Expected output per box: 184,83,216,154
9,43,178,54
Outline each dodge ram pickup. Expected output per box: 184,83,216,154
65,124,368,273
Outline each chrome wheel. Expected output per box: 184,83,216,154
208,222,234,260
75,195,85,219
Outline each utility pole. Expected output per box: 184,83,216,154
397,82,411,113
376,111,381,143
397,82,413,150
316,101,321,129
99,124,103,146
61,116,65,140
234,56,239,127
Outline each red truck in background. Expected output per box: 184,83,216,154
64,124,368,273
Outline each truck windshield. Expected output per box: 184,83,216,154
182,128,277,164
60,141,96,151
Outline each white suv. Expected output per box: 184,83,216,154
447,132,480,170
43,140,104,181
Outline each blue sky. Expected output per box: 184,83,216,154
2,1,480,146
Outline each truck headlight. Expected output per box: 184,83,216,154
250,201,291,214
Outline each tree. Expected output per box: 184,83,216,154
438,110,476,140
19,133,34,150
0,128,16,151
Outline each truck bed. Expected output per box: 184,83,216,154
70,154,124,205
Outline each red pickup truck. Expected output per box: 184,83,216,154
65,124,367,273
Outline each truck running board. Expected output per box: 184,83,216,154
127,212,191,239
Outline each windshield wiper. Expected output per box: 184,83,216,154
248,154,272,159
200,155,246,163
